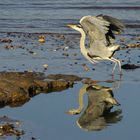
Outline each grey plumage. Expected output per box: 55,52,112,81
80,15,124,58
67,15,125,74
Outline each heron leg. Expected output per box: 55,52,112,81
111,57,122,75
89,59,98,64
86,56,98,64
107,58,118,74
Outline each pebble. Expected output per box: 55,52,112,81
0,38,12,43
43,64,48,70
38,35,45,43
127,44,140,48
82,64,89,71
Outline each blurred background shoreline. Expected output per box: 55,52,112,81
0,0,139,33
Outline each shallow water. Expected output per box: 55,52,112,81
0,0,140,33
0,0,140,140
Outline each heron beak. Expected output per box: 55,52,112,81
67,24,75,28
92,85,101,90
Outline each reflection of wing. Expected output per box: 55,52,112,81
77,84,122,131
86,85,120,106
80,15,124,46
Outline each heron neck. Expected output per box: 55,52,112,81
80,30,87,54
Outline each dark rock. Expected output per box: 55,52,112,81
4,45,23,49
4,45,14,49
0,72,75,107
73,53,77,56
28,50,35,54
121,64,140,69
0,38,12,43
82,78,99,84
62,53,69,57
0,123,24,136
126,44,140,48
46,74,83,82
0,116,24,137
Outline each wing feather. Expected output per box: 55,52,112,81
80,16,110,45
97,14,125,34
80,15,124,46
97,14,125,45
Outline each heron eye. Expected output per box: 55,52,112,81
77,25,82,28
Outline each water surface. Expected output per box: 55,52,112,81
0,0,140,140
0,0,139,33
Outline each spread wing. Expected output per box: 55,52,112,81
97,14,125,45
80,15,125,47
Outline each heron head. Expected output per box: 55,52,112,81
67,24,83,32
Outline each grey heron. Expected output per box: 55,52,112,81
67,15,125,75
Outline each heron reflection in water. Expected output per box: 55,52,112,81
67,84,122,131
67,15,125,75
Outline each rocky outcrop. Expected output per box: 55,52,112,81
0,72,78,107
121,64,140,69
0,116,24,137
